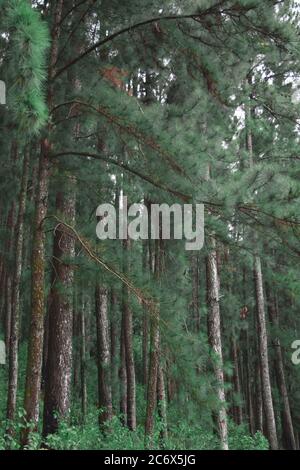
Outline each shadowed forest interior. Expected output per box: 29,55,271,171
0,0,300,451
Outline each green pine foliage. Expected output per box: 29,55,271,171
0,0,300,452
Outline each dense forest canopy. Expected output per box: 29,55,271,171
0,0,299,451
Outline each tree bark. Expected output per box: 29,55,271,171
80,296,88,423
22,0,64,445
145,238,164,445
95,285,113,428
231,336,243,425
191,253,200,332
43,181,76,437
206,237,228,450
254,359,264,433
2,202,16,354
122,239,136,431
6,147,30,429
119,321,127,425
157,363,168,444
142,240,149,387
254,255,278,449
266,287,296,449
245,88,278,450
110,289,119,410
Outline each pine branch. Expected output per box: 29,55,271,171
46,215,158,314
51,149,191,202
51,99,191,181
53,0,229,79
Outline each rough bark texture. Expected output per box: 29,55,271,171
142,241,149,387
119,322,127,425
145,238,163,445
191,253,200,332
266,287,296,449
96,286,113,428
7,148,30,428
22,0,64,445
245,93,278,450
145,313,160,444
254,255,278,449
110,289,119,410
22,140,51,443
254,359,263,433
3,202,16,354
122,238,136,431
206,238,228,450
157,363,168,444
43,183,76,437
80,298,88,423
231,336,243,425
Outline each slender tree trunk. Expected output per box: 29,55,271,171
80,297,88,423
95,286,113,428
157,363,168,444
145,311,160,444
142,241,149,387
5,276,12,361
2,202,16,353
122,239,136,430
110,289,119,410
0,142,17,327
266,287,296,449
22,0,64,445
254,359,263,433
6,148,30,429
245,334,255,434
43,182,76,437
119,321,127,425
145,238,165,445
245,89,278,450
231,336,243,425
206,237,228,450
191,253,200,332
254,255,278,449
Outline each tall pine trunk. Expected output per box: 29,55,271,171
231,336,243,425
253,255,278,449
22,0,64,444
95,286,113,428
206,237,228,450
122,239,136,431
80,297,88,423
266,287,296,449
43,182,76,436
246,92,278,450
6,147,30,429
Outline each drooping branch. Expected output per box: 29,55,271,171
51,149,191,202
53,0,229,79
51,100,191,181
46,215,157,312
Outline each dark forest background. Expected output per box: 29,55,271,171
0,0,300,450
